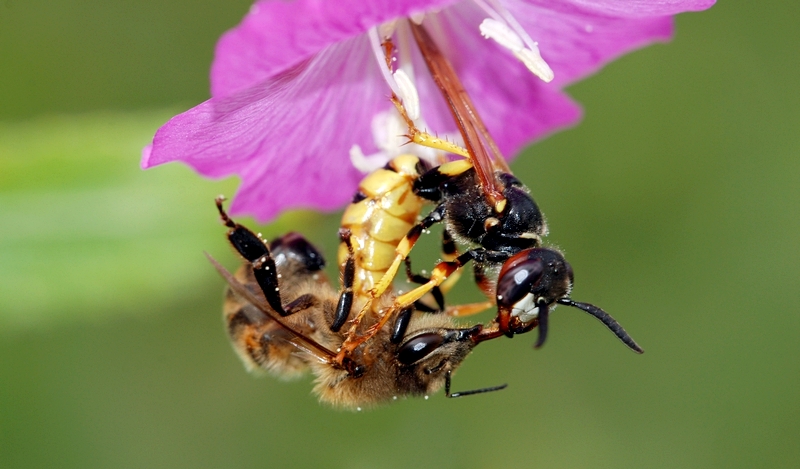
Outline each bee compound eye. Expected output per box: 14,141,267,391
397,333,445,366
270,232,326,271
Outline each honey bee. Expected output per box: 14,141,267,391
210,197,506,410
344,22,643,354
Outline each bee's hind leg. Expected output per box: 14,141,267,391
216,196,293,317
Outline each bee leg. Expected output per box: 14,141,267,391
216,197,290,317
390,307,414,344
330,229,356,332
281,293,318,316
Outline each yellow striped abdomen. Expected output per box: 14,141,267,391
339,154,427,295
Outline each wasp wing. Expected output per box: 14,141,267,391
409,21,511,210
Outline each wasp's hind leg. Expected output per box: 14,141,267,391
405,230,492,318
403,257,445,313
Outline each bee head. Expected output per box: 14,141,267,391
394,326,481,396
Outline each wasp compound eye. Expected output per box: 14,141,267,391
496,251,546,309
498,248,573,306
397,333,445,366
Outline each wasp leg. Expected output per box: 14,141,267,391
405,229,466,310
330,229,356,332
403,257,445,312
367,204,447,303
444,301,494,317
392,248,503,313
342,247,506,360
390,95,470,160
437,229,465,296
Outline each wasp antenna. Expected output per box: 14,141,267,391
532,301,550,349
557,298,644,353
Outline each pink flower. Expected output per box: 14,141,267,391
142,0,714,222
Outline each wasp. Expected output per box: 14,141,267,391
343,21,643,354
210,197,507,410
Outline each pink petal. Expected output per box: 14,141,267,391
502,0,690,87
519,0,716,18
145,36,395,221
212,0,461,98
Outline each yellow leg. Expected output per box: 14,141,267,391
445,301,493,317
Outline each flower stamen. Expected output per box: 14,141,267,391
473,0,554,83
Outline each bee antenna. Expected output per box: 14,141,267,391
556,298,644,353
445,370,508,398
532,300,550,349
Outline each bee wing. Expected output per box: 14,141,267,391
409,21,510,210
206,252,339,364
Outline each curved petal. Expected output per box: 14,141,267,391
519,0,716,18
503,0,684,86
212,0,460,98
145,36,395,221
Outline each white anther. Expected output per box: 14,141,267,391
515,47,554,83
424,395,429,400
393,69,420,120
480,19,524,52
409,12,426,25
478,18,554,83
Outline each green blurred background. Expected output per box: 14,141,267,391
1,1,798,468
